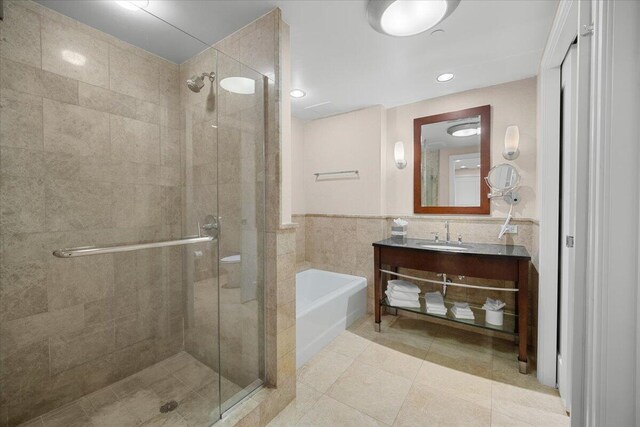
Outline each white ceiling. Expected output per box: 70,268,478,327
36,0,558,120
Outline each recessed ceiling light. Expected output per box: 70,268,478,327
437,72,454,82
220,77,255,95
460,165,467,169
367,0,460,37
290,89,306,98
115,1,149,11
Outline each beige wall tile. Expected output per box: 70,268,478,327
43,99,109,157
41,17,109,88
0,2,41,68
0,146,44,177
0,175,45,234
109,45,159,104
78,82,137,118
0,88,43,150
0,260,47,322
0,303,85,349
110,115,160,164
112,184,162,229
46,255,114,311
45,179,113,231
0,58,78,105
49,323,116,375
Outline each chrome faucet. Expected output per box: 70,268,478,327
444,221,450,243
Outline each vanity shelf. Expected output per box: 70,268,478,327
381,297,517,335
373,237,531,373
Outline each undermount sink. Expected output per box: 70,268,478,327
419,243,469,252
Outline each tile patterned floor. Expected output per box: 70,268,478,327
268,315,570,427
19,352,242,427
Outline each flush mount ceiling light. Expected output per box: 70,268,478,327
115,1,149,11
367,0,460,37
220,77,255,95
447,122,480,137
290,89,306,98
436,72,454,82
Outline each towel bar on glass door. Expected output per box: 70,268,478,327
53,235,215,258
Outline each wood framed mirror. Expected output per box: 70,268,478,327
413,105,491,214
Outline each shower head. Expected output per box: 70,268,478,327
187,72,215,93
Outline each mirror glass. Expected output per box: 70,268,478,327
414,105,490,214
487,164,520,191
420,115,482,207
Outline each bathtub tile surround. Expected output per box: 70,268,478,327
0,2,294,426
267,315,568,427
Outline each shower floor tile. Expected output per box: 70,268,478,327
20,352,243,427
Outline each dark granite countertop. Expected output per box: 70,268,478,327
372,237,530,259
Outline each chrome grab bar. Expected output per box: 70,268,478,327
53,235,215,258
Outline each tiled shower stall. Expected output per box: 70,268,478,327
0,2,295,425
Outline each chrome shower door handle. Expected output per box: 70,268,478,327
201,215,219,239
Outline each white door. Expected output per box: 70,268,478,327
558,43,577,411
454,175,480,206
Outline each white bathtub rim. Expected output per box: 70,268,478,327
296,270,367,319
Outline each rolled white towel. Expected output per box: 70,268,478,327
388,280,420,294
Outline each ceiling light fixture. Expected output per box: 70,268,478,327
447,123,480,137
220,77,255,95
290,89,306,98
436,72,454,82
115,1,149,11
367,0,460,37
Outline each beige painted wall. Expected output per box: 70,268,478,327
386,78,538,218
295,78,538,219
302,105,385,215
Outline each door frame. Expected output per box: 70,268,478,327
558,42,578,411
537,0,580,390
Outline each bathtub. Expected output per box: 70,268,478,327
296,269,367,368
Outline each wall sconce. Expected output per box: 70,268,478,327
503,125,520,160
394,141,407,169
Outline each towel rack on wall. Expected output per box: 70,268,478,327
380,269,519,292
313,170,359,178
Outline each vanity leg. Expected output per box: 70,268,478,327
517,259,529,374
374,246,381,332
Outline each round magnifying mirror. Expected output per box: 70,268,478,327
486,164,520,191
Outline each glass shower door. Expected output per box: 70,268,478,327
216,52,266,413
